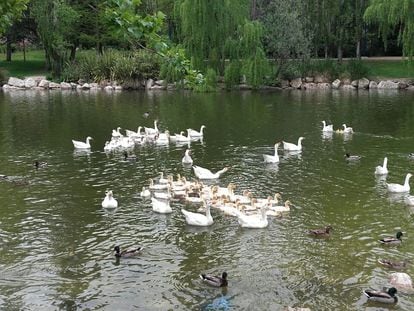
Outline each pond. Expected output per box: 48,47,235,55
1,89,414,310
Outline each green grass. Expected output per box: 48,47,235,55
0,49,48,79
363,60,414,79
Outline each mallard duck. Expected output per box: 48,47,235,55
193,165,229,179
321,120,333,132
378,259,410,270
200,272,228,287
363,287,397,304
34,161,48,169
282,137,304,152
379,231,403,245
101,190,118,208
375,157,388,175
345,153,361,161
387,174,412,193
114,245,143,258
308,225,333,237
72,136,93,149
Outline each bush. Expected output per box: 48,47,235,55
345,59,370,80
224,61,241,89
194,68,217,92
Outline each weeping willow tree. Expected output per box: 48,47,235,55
364,0,414,60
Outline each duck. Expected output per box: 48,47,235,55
140,187,151,198
321,120,333,132
111,127,123,138
101,190,118,208
154,188,172,200
263,143,280,163
148,178,169,191
363,287,398,304
282,137,304,152
200,272,228,287
342,123,353,133
181,201,213,226
378,259,410,270
236,206,268,228
124,151,137,161
188,125,206,138
379,231,403,246
34,161,47,169
387,173,412,193
144,120,159,135
345,153,361,161
72,136,93,149
308,225,333,237
114,245,143,258
193,165,229,179
151,197,172,214
158,172,169,184
375,157,388,175
182,149,193,165
269,200,292,213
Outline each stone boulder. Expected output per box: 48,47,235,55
302,83,317,90
398,81,408,89
305,76,314,83
104,85,114,91
317,83,331,89
81,83,91,90
146,78,154,89
89,83,99,90
155,79,164,86
332,79,341,89
314,75,329,83
290,78,302,89
8,77,25,88
38,79,50,88
342,84,356,90
280,80,290,89
389,273,413,292
24,78,37,88
60,82,71,89
358,77,370,89
351,80,359,87
342,78,351,85
49,82,61,89
369,81,378,89
407,85,414,91
377,80,399,89
2,84,20,90
114,85,123,91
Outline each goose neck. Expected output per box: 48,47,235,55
383,157,388,168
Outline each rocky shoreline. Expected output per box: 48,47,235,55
1,76,414,91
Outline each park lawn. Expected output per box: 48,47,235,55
363,60,414,79
0,50,48,78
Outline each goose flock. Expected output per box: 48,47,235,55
90,119,414,303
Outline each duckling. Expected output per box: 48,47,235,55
363,287,398,304
123,152,137,161
200,272,228,287
114,245,143,258
379,231,403,246
345,153,361,161
378,259,410,270
308,225,333,237
34,161,48,169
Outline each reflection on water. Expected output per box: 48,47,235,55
1,90,414,310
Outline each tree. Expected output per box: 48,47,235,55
0,0,29,35
364,0,414,60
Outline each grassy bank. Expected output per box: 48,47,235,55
364,60,414,79
0,50,48,79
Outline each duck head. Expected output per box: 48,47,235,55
396,231,403,239
325,225,333,233
221,272,228,279
114,245,120,253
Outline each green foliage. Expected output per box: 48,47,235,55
243,48,269,89
299,59,340,80
194,68,217,92
0,0,29,34
224,61,241,90
345,59,370,80
159,46,189,86
278,61,302,80
0,68,9,85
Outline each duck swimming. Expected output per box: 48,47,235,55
321,120,333,132
363,287,398,304
114,245,143,258
308,225,333,238
379,231,403,246
378,259,410,270
375,157,388,175
101,190,118,208
282,137,304,152
345,153,361,161
34,161,48,169
72,136,93,149
200,272,228,287
387,173,412,193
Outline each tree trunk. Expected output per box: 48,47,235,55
251,0,257,20
337,45,343,63
324,45,328,59
356,40,361,59
69,45,77,61
6,37,12,62
23,40,26,62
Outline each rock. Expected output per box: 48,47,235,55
332,79,342,89
70,83,77,89
146,78,154,89
317,83,331,89
81,83,91,90
239,84,252,90
2,84,20,90
24,78,36,88
358,77,370,89
38,79,50,88
8,77,25,88
167,84,176,90
48,82,61,89
104,85,114,91
377,80,399,89
155,79,164,86
114,85,123,91
398,81,408,89
151,85,166,90
407,85,414,91
351,80,359,87
76,84,82,90
369,81,378,89
285,308,311,311
342,78,351,85
60,82,72,89
89,83,99,90
305,76,314,83
314,75,329,83
302,83,316,89
342,84,356,90
389,272,413,291
280,80,290,88
290,78,302,89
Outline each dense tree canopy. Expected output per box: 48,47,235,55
0,0,29,34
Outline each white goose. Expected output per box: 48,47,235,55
72,136,93,149
151,197,172,214
321,121,333,132
145,120,159,135
375,157,388,175
112,127,123,138
236,206,268,228
181,201,214,226
387,173,412,193
125,126,143,138
269,200,292,213
101,190,118,208
148,178,169,191
175,131,191,143
263,143,280,163
193,165,229,179
342,124,353,133
156,131,170,145
188,125,206,138
140,187,151,198
154,188,172,200
282,137,304,152
182,149,193,165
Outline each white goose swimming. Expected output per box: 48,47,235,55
282,137,304,152
321,120,333,132
182,149,193,165
126,126,143,138
263,143,280,163
375,157,388,175
387,173,412,193
156,131,170,145
269,200,292,213
72,136,93,149
342,124,353,133
188,125,206,138
236,206,268,228
101,190,118,208
112,127,123,138
193,165,229,179
181,201,214,226
151,197,172,214
140,187,151,198
145,120,159,135
175,131,191,143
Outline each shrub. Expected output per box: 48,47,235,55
224,60,241,89
345,59,370,80
194,68,217,92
